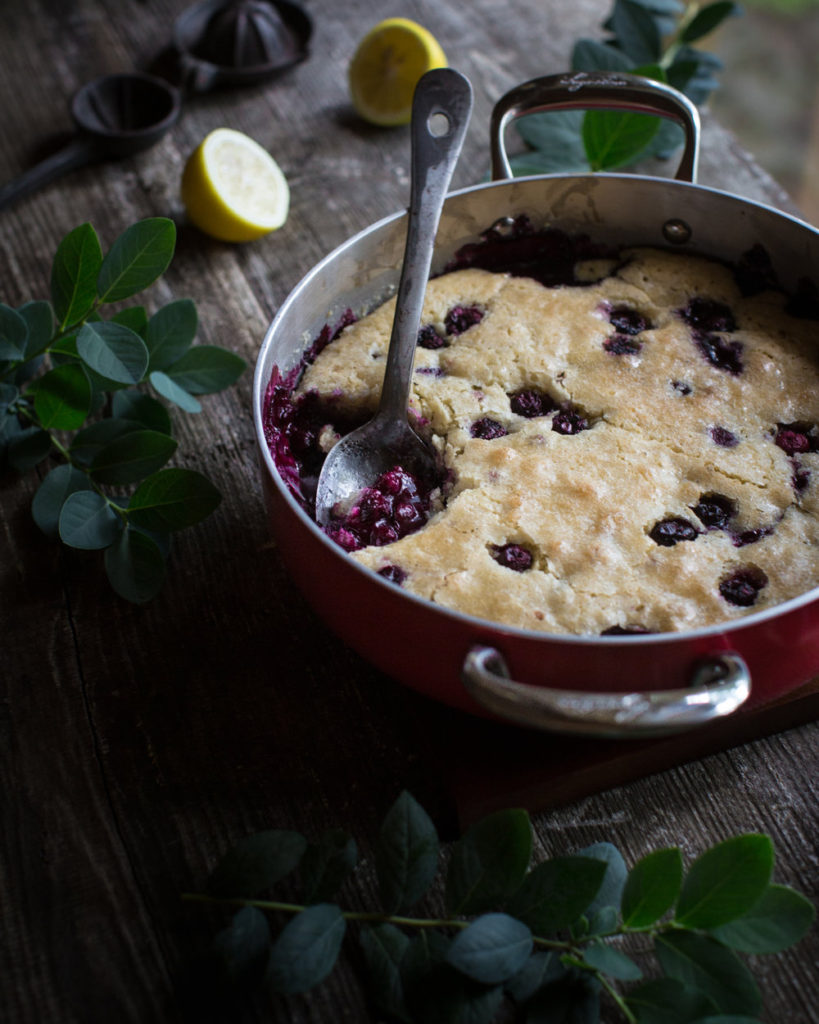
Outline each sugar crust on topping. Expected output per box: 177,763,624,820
294,248,819,635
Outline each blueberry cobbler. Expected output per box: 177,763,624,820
263,223,819,635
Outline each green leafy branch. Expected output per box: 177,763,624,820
512,0,742,175
1,218,245,603
183,791,815,1023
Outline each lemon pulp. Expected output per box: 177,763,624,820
181,128,289,243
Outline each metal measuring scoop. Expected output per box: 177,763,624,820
314,68,473,528
0,72,181,212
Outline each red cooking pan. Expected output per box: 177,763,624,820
253,71,819,737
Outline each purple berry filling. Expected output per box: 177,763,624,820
680,297,737,333
692,492,736,530
672,380,693,396
604,334,642,355
792,462,811,492
378,564,407,585
325,466,433,551
650,517,699,547
418,324,446,350
609,305,650,335
551,406,589,435
490,543,533,572
710,426,739,448
719,566,768,606
510,389,556,418
445,305,484,336
694,331,744,375
470,417,508,440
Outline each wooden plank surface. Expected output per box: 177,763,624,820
1,0,817,1022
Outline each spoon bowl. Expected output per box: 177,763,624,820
314,68,473,528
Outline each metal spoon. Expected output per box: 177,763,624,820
0,72,181,211
314,68,473,527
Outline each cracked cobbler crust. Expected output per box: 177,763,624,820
293,248,819,635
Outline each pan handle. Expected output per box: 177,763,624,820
462,645,749,737
490,70,700,184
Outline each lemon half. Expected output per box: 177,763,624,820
181,127,290,243
349,18,447,127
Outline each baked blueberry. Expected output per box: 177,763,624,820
694,331,744,375
710,426,739,448
509,389,556,418
719,566,768,606
445,305,484,335
609,305,650,334
649,517,699,546
603,334,642,355
490,543,533,571
692,492,736,530
680,297,737,333
470,417,508,439
551,406,589,435
418,324,446,349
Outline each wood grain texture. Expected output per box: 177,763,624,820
1,0,817,1022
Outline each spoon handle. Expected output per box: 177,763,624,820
0,136,98,211
378,68,473,421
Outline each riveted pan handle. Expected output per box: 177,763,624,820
490,70,700,184
462,645,749,737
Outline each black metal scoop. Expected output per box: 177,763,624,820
168,0,312,93
0,72,181,212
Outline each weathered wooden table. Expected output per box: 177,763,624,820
1,1,817,1021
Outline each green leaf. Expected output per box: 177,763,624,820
33,363,92,430
89,429,177,485
0,303,28,360
507,856,607,934
31,464,92,538
675,834,774,930
710,883,816,953
359,923,412,1023
446,913,532,985
50,222,102,327
402,930,504,1024
576,842,628,916
376,790,440,914
211,906,271,990
582,939,642,981
146,298,198,371
669,46,724,105
625,976,716,1024
149,370,202,413
97,217,176,304
127,468,221,531
622,847,683,927
588,905,618,936
0,381,19,413
503,951,565,1003
208,829,307,898
445,807,532,916
69,418,145,467
76,321,150,386
687,1016,762,1024
300,829,358,904
655,931,762,1016
111,390,173,434
18,300,54,356
111,306,148,335
104,526,167,603
8,426,52,471
608,0,663,64
161,345,246,395
268,903,346,994
572,38,633,72
680,1,741,44
514,110,589,174
582,106,661,171
58,490,122,550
